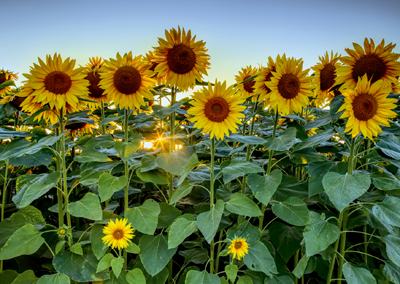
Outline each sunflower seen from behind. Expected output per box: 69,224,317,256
153,26,210,91
235,65,258,100
338,74,397,140
228,238,249,260
188,80,246,140
336,38,400,91
102,218,135,250
100,52,155,110
0,69,18,98
266,57,312,115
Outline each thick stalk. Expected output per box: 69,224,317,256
259,111,279,229
55,128,64,231
364,225,368,264
168,87,176,202
210,138,215,274
100,100,106,135
294,249,299,284
0,159,9,272
214,230,224,273
326,211,344,284
123,108,130,270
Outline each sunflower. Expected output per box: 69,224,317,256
187,80,246,140
100,52,155,110
228,238,249,260
338,74,397,140
153,26,210,91
0,69,18,98
266,57,312,115
102,218,135,250
311,51,341,107
235,66,258,100
83,57,108,109
65,119,94,136
336,38,400,91
22,53,89,113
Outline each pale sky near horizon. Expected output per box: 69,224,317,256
2,0,400,102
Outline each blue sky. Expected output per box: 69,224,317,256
2,0,400,101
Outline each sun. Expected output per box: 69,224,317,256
187,80,246,140
228,238,249,260
83,57,109,109
338,74,397,140
235,65,258,100
311,51,341,107
336,38,400,91
102,218,135,250
100,52,155,110
266,56,313,115
153,26,210,91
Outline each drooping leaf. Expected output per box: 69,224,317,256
153,101,183,119
136,168,169,185
308,161,336,197
225,264,238,283
269,221,302,262
91,224,108,260
226,193,262,217
68,193,103,220
263,127,297,151
243,241,277,276
290,148,328,164
74,147,112,163
376,135,400,160
293,129,334,152
97,253,115,273
227,134,266,145
384,261,400,284
9,270,38,283
371,167,400,190
271,197,310,226
126,268,146,284
125,199,160,235
168,214,197,249
114,140,141,163
383,234,400,267
342,262,376,284
9,148,53,167
98,173,128,202
372,196,400,227
248,170,282,206
156,146,196,176
170,180,194,204
222,159,264,184
157,202,182,229
177,153,200,186
197,200,224,243
179,248,209,265
292,255,309,278
0,270,19,284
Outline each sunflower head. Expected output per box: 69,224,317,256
102,218,135,250
0,69,18,97
188,80,246,140
338,74,397,140
235,66,258,100
153,26,211,91
83,57,108,109
336,38,400,91
65,118,94,136
228,238,249,260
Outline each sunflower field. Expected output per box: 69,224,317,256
1,27,400,284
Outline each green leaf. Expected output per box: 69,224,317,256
322,171,371,212
170,180,194,204
305,113,332,130
263,127,296,151
265,275,295,284
185,270,221,284
383,234,400,267
330,94,345,120
140,154,158,172
80,168,103,186
98,173,128,202
152,101,183,119
111,257,125,278
274,175,308,202
292,255,309,278
53,250,109,282
139,234,177,276
227,134,266,145
290,148,328,164
100,114,123,126
55,241,66,254
342,263,376,284
225,264,238,283
293,129,334,152
226,221,260,246
371,167,400,190
237,276,253,284
384,262,400,284
70,243,83,255
0,270,18,284
177,153,200,186
303,212,340,256
226,193,262,217
84,134,116,148
126,268,146,284
68,193,103,220
37,274,70,284
0,80,16,89
272,197,309,226
0,224,44,260
114,140,141,163
179,248,208,264
136,168,169,185
125,199,160,235
376,135,400,160
144,266,169,284
248,170,282,206
372,196,400,227
97,253,115,273
308,161,335,197
168,214,197,249
74,147,112,163
243,241,277,276
91,224,108,259
156,146,195,176
125,242,140,254
9,270,38,284
157,202,182,228
222,159,264,184
10,148,53,167
24,133,65,155
269,221,302,262
197,200,225,243
13,171,61,209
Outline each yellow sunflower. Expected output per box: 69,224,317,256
228,238,249,260
100,52,155,110
235,65,258,100
65,119,94,136
338,74,397,140
102,218,135,250
187,80,246,140
0,87,27,110
336,38,400,91
83,57,108,109
0,69,18,97
153,26,210,91
311,51,341,107
266,57,313,115
22,53,89,112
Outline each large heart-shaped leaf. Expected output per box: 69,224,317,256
197,200,224,243
125,199,160,235
226,193,262,217
68,193,103,220
248,169,282,206
272,197,309,226
98,173,128,202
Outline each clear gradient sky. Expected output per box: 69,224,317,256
2,0,400,102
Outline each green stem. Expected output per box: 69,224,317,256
363,225,368,264
214,230,224,273
337,211,349,284
55,128,64,232
123,108,130,270
0,159,9,272
294,249,299,284
101,100,106,135
326,211,344,284
210,138,215,274
169,86,176,202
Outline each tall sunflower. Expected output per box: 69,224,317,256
153,26,210,91
22,53,89,113
187,80,246,140
336,38,400,90
0,69,18,98
311,51,341,107
235,65,258,100
83,57,108,109
266,57,312,115
338,74,397,140
100,52,155,110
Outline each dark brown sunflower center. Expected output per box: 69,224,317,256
10,96,26,110
44,71,72,94
278,73,300,99
167,44,196,74
65,122,88,131
0,73,6,85
243,76,255,94
320,63,336,91
352,55,386,84
85,72,105,98
352,93,378,121
113,229,124,240
114,66,142,95
235,242,242,249
264,69,275,93
204,97,230,122
150,62,159,72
